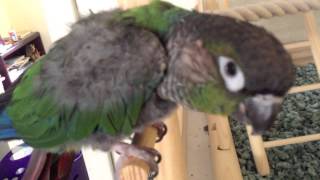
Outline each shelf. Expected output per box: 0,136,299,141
0,32,45,90
0,32,44,59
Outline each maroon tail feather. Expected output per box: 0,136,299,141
22,150,76,180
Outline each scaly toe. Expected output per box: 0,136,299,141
140,146,162,163
112,143,161,179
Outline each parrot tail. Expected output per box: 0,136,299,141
0,74,25,140
23,150,76,180
0,111,19,140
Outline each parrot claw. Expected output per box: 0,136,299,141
152,122,167,143
148,169,158,180
112,142,161,180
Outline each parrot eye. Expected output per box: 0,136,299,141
218,56,245,92
226,61,237,76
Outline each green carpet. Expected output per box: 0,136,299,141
230,63,320,180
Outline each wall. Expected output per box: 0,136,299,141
3,0,52,50
0,0,199,50
0,0,11,37
77,0,118,16
42,0,77,44
0,0,78,51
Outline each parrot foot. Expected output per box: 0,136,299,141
112,142,161,180
152,122,167,143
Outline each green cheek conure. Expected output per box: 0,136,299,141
0,1,295,179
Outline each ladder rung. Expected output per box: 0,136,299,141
291,50,313,60
264,133,320,148
288,83,320,94
292,57,314,66
284,41,310,53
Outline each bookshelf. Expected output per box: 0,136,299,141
0,32,45,90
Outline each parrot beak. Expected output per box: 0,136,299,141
231,94,283,134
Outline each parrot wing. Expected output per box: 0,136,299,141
2,12,169,150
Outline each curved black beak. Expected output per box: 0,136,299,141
231,94,283,134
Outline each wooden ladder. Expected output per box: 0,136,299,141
246,11,320,176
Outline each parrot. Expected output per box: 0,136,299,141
0,0,295,179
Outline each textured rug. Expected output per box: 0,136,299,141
231,63,320,180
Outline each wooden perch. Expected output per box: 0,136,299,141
120,108,187,180
283,41,313,66
120,127,157,180
264,133,320,148
246,125,270,176
207,115,243,180
155,108,187,180
284,41,310,53
289,83,320,94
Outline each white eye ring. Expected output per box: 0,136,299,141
218,56,245,92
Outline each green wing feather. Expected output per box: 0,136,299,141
7,60,66,148
6,2,174,150
118,0,190,37
7,58,151,150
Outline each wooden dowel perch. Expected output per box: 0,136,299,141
120,127,158,180
120,108,187,180
283,41,313,66
289,83,320,94
264,133,320,148
284,41,310,53
246,125,270,176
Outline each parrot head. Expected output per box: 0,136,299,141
159,14,295,133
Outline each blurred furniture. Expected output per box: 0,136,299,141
68,153,90,180
0,144,89,180
0,32,45,90
0,145,32,180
